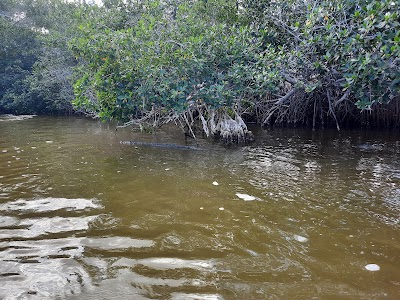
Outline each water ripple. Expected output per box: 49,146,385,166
0,197,102,213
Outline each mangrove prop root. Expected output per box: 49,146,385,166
118,105,255,144
198,108,254,144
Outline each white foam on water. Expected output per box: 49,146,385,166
235,193,256,201
365,264,380,271
137,258,213,271
294,235,308,242
171,293,223,300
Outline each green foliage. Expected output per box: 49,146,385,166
69,0,282,122
27,50,75,113
0,0,78,114
341,0,399,108
0,16,40,113
241,0,399,112
1,0,399,128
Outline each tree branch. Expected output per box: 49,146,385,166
334,89,351,107
327,89,340,131
274,88,297,105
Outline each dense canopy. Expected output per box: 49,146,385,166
1,0,399,140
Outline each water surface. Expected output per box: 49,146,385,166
0,115,399,299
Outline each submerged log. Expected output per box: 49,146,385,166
120,141,203,151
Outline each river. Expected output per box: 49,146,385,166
0,115,399,299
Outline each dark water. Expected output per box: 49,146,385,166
0,115,399,299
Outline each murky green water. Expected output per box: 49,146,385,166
0,115,399,299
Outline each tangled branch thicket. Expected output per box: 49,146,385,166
2,0,398,139
117,102,254,144
73,0,398,140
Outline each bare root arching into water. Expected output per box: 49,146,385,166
255,87,400,130
117,104,255,145
198,108,254,144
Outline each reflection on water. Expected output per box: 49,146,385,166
0,197,102,212
0,116,399,299
0,114,36,122
0,197,99,299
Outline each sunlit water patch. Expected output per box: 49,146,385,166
0,197,102,212
0,197,104,299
